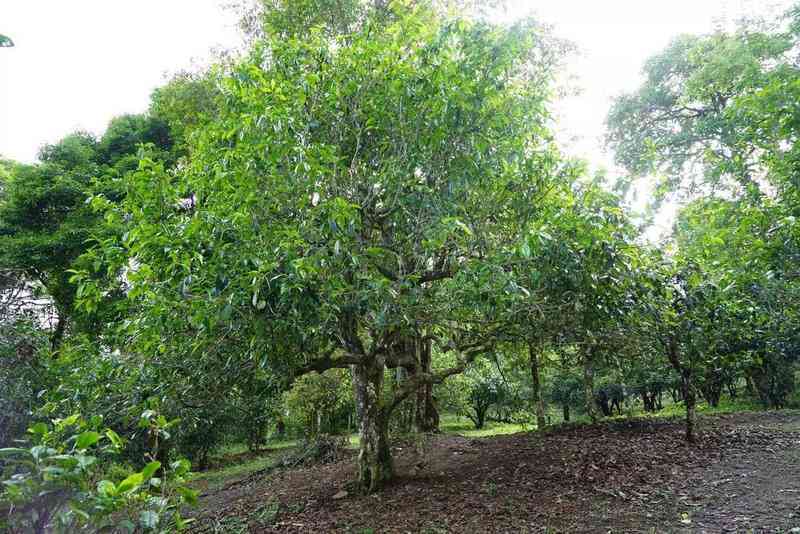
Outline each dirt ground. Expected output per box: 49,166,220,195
189,411,800,533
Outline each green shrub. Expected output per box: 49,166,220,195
0,411,197,533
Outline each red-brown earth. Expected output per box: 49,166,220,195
189,411,800,533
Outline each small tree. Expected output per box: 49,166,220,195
548,370,583,423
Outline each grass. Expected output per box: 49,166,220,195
192,414,534,493
190,437,300,492
439,413,532,438
190,454,280,491
627,395,764,421
215,437,298,457
192,432,363,493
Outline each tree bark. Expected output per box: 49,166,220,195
414,337,439,433
528,342,547,430
50,313,66,354
353,359,393,492
583,350,598,423
666,337,696,443
682,371,697,443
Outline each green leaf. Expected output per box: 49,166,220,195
117,472,144,493
106,429,123,449
58,414,81,429
0,447,30,457
77,454,97,469
28,422,48,436
177,486,199,506
170,458,191,477
75,431,101,450
49,454,80,469
140,461,161,481
97,479,117,497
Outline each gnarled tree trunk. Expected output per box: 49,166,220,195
414,336,439,433
353,359,393,492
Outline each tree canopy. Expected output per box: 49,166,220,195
3,1,800,531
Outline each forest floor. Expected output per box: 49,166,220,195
188,410,800,533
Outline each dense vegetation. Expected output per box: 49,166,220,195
1,1,799,532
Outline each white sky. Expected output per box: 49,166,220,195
0,0,793,236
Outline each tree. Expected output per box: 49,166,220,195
548,367,582,422
0,117,173,353
638,258,747,442
0,133,103,350
673,198,800,409
0,35,13,48
606,13,798,202
94,1,566,492
540,184,640,422
149,71,220,157
607,5,800,433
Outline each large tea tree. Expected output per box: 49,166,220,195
107,2,566,491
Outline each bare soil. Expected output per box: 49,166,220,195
189,411,800,533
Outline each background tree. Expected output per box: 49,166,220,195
0,117,173,352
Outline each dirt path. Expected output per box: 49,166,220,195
676,412,800,532
189,411,800,533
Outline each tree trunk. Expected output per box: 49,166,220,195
745,372,757,398
470,404,488,429
529,343,547,431
414,337,439,433
563,404,570,422
683,375,697,443
666,337,696,443
583,350,598,423
50,313,67,354
353,360,393,493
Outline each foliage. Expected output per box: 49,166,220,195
0,318,50,448
283,369,354,436
0,412,197,533
0,116,173,352
4,0,800,520
437,358,525,429
547,370,583,422
82,0,570,492
606,11,799,201
606,3,800,438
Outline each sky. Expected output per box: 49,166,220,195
0,0,793,235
